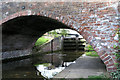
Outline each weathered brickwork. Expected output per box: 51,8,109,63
1,1,120,73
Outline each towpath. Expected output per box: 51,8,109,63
54,54,109,78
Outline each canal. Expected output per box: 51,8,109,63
2,51,84,79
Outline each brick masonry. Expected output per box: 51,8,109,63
1,1,120,72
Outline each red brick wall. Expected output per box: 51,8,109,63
1,1,119,72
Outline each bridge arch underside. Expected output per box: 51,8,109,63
2,15,118,73
2,15,72,51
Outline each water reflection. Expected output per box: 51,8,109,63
2,58,44,78
36,64,65,78
2,51,84,79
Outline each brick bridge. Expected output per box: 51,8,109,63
1,0,120,73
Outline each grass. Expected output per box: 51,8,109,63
85,45,94,50
85,51,99,57
34,63,50,67
88,74,110,80
58,78,110,80
58,74,110,80
85,44,99,57
35,37,49,47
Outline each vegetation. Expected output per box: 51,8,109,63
34,63,51,67
35,37,49,47
85,45,94,50
35,29,70,47
59,77,110,80
48,30,59,38
58,74,110,80
88,74,109,79
60,29,69,37
48,29,69,38
85,44,99,57
85,51,99,57
110,28,120,79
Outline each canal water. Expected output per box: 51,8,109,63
2,51,84,79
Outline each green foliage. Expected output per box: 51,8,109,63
110,70,120,79
114,63,119,66
110,28,120,79
35,37,49,47
34,63,50,67
88,74,109,79
48,29,69,38
85,45,94,50
85,51,99,57
58,75,110,80
113,45,117,48
60,29,69,37
51,30,59,38
85,45,98,57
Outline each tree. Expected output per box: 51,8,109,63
60,29,69,37
48,29,69,38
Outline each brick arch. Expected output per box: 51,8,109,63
1,2,119,73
